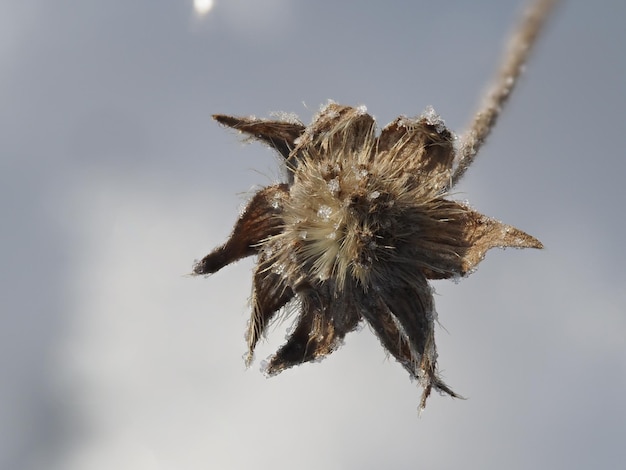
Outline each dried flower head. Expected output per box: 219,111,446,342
194,0,557,410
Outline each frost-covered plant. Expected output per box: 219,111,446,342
194,0,558,410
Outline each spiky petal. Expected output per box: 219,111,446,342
193,184,288,275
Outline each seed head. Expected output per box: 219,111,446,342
194,102,542,410
193,0,557,410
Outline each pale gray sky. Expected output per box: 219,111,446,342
2,1,625,469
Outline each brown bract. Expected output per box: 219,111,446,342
194,102,543,410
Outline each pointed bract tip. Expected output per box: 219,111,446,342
213,114,240,127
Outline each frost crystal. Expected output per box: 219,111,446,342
421,105,446,133
327,177,340,195
317,204,332,220
368,190,381,200
269,111,302,125
356,168,369,180
319,99,339,119
396,115,412,129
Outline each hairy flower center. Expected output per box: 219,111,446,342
279,160,397,289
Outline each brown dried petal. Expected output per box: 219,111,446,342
376,116,455,191
265,283,361,375
379,280,434,364
460,208,544,271
246,256,294,364
362,280,460,407
410,199,543,279
193,184,288,275
294,103,376,161
362,294,421,375
213,114,304,160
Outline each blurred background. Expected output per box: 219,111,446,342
2,1,625,469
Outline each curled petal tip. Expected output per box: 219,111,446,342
213,114,304,159
192,249,230,275
213,114,247,128
194,184,288,275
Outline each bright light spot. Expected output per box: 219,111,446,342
194,0,214,16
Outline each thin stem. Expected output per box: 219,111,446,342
451,0,560,187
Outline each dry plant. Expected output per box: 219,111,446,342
193,0,558,410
